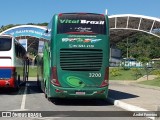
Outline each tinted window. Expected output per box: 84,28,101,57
15,42,26,58
57,13,106,34
0,38,12,51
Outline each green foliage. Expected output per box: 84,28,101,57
152,70,160,77
110,68,121,77
138,57,150,64
109,68,140,80
27,22,48,26
0,24,18,32
131,68,142,79
153,61,160,69
116,33,160,59
122,66,130,70
116,33,160,81
27,48,37,57
28,66,37,77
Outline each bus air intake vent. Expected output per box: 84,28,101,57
60,49,103,71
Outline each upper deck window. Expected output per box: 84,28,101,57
57,13,106,35
0,38,12,51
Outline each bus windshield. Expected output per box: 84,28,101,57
0,38,12,51
57,13,106,34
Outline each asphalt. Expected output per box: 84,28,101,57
29,77,160,119
108,80,160,120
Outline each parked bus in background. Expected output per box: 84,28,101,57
121,58,143,68
37,13,110,100
0,35,29,90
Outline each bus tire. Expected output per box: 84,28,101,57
14,86,19,92
15,75,20,90
44,85,51,101
52,98,59,105
18,75,20,85
44,85,47,98
37,74,39,86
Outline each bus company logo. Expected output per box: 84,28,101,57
59,19,104,25
62,38,102,43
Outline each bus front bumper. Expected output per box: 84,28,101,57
0,78,15,88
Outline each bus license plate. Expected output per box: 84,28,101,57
76,92,85,95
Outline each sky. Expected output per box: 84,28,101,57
0,0,159,27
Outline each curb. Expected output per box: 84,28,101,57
107,97,157,120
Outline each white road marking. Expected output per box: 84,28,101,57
10,109,28,111
20,83,28,110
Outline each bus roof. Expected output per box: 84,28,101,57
0,34,14,39
58,13,105,16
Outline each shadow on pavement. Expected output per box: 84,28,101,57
26,81,43,94
0,88,18,95
50,98,112,106
0,81,42,95
108,89,139,100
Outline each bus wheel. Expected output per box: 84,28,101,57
44,86,47,98
15,75,20,91
52,98,59,105
18,75,20,85
14,86,19,92
47,96,51,102
44,86,51,101
37,74,39,86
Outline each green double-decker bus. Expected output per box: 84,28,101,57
37,13,110,100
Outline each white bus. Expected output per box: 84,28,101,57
121,58,142,68
0,35,29,90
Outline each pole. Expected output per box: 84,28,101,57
127,38,129,58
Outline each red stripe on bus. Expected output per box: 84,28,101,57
0,67,15,69
0,78,15,88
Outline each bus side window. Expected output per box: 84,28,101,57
15,43,18,57
18,44,20,57
20,46,22,58
22,47,25,58
17,45,19,57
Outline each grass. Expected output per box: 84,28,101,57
28,66,37,77
29,66,145,80
109,67,144,80
109,69,134,80
139,77,160,87
15,66,37,77
28,66,160,87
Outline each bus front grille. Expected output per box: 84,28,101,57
60,49,103,71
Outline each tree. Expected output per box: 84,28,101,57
116,33,160,59
116,33,160,80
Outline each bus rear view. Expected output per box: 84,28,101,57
41,13,110,100
0,35,28,89
0,36,14,88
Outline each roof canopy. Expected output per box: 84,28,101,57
109,14,160,45
0,14,160,47
0,25,50,39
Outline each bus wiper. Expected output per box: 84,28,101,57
65,32,97,35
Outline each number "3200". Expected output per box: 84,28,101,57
89,73,101,77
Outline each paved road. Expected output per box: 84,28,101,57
109,81,160,111
0,79,149,120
